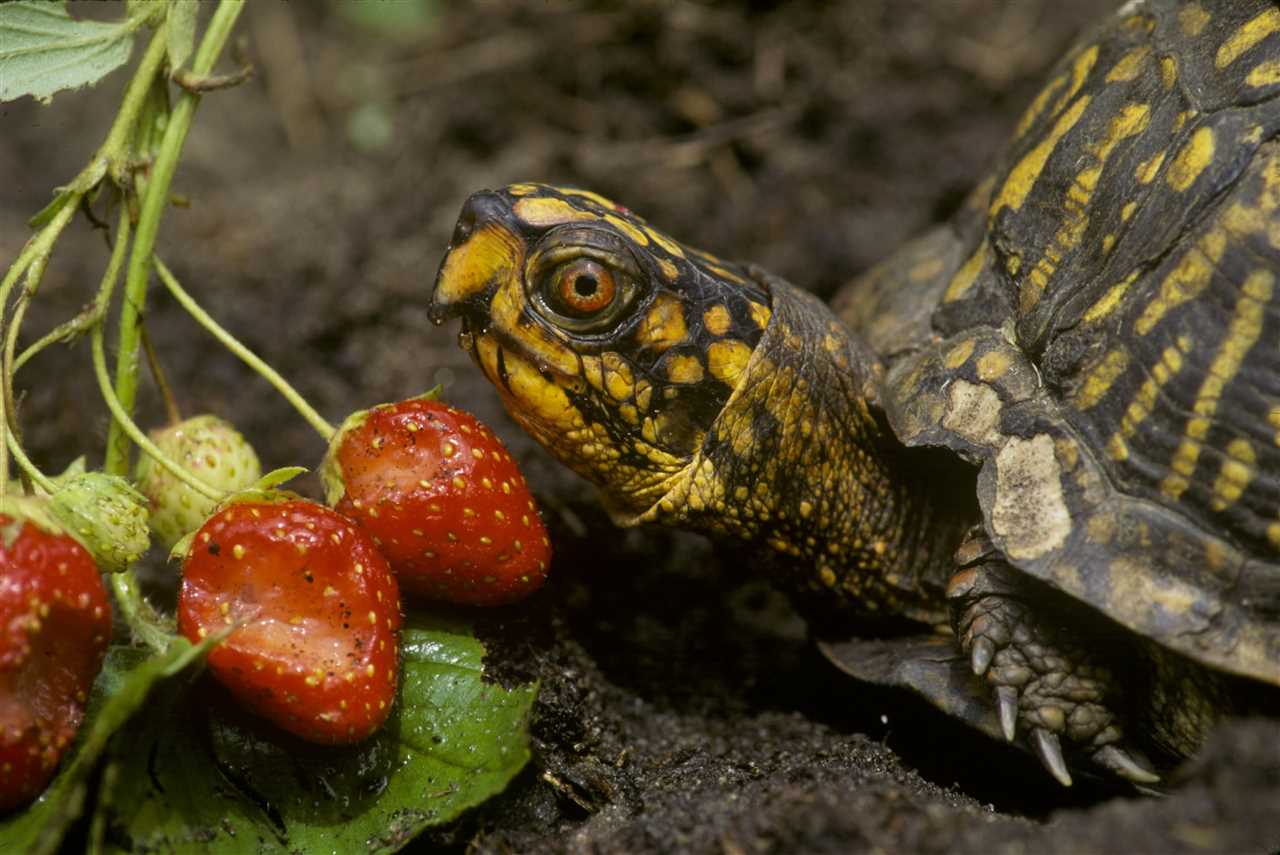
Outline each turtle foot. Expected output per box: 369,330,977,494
946,540,1159,787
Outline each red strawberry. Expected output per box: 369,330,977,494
321,396,551,606
0,497,110,812
177,495,401,745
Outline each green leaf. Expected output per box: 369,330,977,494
96,613,537,853
0,639,210,855
165,0,196,71
0,1,140,104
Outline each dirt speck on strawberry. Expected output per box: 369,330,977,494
178,497,401,745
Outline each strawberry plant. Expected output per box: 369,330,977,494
0,2,538,851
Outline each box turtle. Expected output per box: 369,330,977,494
429,0,1280,787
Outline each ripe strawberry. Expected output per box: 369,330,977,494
321,395,551,606
0,497,110,811
177,495,401,744
135,415,262,549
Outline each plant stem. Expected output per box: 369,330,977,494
111,570,174,654
104,0,246,477
92,322,223,502
153,257,336,440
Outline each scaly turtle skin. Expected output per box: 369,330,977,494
429,0,1280,787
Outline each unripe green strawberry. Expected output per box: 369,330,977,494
135,415,262,549
48,472,150,573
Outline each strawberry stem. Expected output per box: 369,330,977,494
153,256,337,440
92,321,224,503
140,323,183,426
104,0,246,477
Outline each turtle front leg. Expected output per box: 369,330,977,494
945,534,1160,787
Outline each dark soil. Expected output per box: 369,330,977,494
5,1,1280,853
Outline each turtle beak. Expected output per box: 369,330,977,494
428,190,525,328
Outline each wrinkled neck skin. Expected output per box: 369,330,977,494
625,271,973,626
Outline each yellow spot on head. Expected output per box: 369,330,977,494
664,353,705,384
634,294,688,353
748,302,771,331
707,340,753,386
435,222,524,307
703,305,732,337
604,213,650,246
513,195,597,228
644,226,685,258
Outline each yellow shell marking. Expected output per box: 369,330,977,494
707,340,753,386
1134,227,1227,335
1216,6,1280,69
1051,45,1100,118
658,258,679,282
1021,103,1149,312
1178,3,1210,37
1084,269,1140,323
703,304,732,336
1160,56,1178,89
635,294,689,353
1141,152,1172,185
1075,348,1130,410
1160,269,1273,499
1210,438,1256,511
665,354,705,384
1166,126,1216,192
976,350,1011,381
1270,405,1280,445
513,196,596,228
1014,73,1067,139
943,242,987,303
991,95,1091,215
1106,46,1150,82
1106,338,1190,461
944,338,976,369
1246,59,1280,88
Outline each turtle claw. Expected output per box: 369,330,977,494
970,637,995,676
1093,744,1160,785
1033,729,1073,787
996,685,1018,741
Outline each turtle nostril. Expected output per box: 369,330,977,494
451,208,477,247
451,190,510,248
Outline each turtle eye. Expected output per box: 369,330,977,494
547,258,617,319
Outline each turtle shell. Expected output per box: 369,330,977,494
839,0,1280,686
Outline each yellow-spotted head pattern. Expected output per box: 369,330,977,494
429,184,773,518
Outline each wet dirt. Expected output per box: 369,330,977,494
5,1,1280,853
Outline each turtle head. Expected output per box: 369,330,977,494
428,183,777,522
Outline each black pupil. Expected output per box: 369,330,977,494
573,273,598,298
